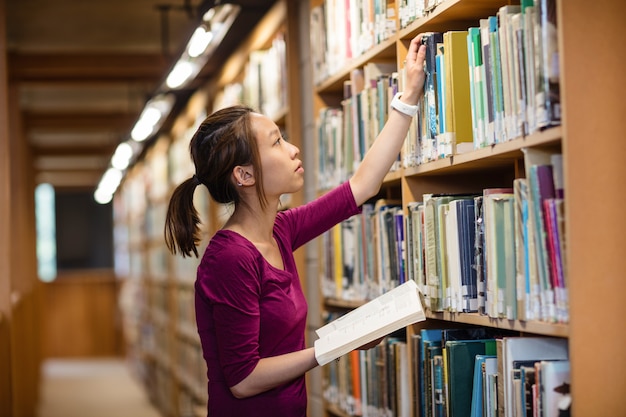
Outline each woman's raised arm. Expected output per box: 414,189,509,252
349,34,427,206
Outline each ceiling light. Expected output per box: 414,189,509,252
188,27,214,58
94,167,123,204
130,94,174,141
164,4,240,91
166,60,196,89
95,4,241,203
111,142,134,170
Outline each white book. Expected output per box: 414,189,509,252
501,337,568,417
314,279,426,366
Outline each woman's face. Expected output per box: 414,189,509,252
250,113,304,199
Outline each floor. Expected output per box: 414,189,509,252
37,358,163,417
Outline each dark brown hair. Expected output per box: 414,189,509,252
164,105,266,257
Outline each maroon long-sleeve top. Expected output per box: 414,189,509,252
195,182,361,416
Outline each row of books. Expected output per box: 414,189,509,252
320,326,570,417
310,0,397,85
407,0,560,165
176,285,197,334
320,198,404,302
314,0,560,189
412,150,566,323
174,336,208,405
413,328,570,417
321,148,566,323
316,60,400,190
322,330,411,417
212,31,288,121
398,0,446,29
144,361,178,416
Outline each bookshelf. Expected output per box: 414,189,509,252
114,1,304,416
308,0,626,416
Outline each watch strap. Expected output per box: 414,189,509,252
390,92,419,117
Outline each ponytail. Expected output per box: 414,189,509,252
164,176,203,258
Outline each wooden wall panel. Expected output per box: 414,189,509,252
0,0,13,412
40,270,123,358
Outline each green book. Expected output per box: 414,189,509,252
446,339,497,417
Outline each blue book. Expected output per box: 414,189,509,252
456,199,478,312
394,209,406,284
468,27,486,147
419,329,442,417
436,46,446,136
432,354,445,417
488,15,506,142
470,354,496,417
423,32,444,157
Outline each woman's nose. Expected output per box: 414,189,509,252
290,142,300,157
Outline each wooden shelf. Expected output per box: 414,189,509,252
423,311,569,338
401,126,562,177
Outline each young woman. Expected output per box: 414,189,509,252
165,34,426,417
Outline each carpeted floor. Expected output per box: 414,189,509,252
37,358,163,417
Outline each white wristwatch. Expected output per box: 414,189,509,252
390,92,419,117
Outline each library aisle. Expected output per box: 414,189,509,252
37,358,163,417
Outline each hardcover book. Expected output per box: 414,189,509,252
538,360,571,417
418,329,442,417
535,0,561,129
500,337,568,417
458,199,478,312
442,30,473,156
497,5,522,140
447,339,497,417
422,32,444,161
470,354,495,417
482,188,515,318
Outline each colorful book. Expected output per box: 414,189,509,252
470,354,496,417
473,195,486,314
538,360,571,417
422,32,444,162
535,0,561,129
479,18,495,145
498,5,522,140
513,178,529,321
419,329,442,417
482,188,515,318
500,337,568,417
458,199,478,312
487,15,506,142
442,30,473,156
447,339,497,417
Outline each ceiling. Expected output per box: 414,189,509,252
6,0,276,192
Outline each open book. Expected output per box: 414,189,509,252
314,279,426,366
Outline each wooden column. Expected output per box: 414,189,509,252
560,0,626,414
0,0,14,413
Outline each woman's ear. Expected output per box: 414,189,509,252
233,165,255,187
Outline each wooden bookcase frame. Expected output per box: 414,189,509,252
307,0,626,416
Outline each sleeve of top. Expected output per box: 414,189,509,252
277,181,361,250
197,244,263,388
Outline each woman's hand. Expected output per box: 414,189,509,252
399,34,427,105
